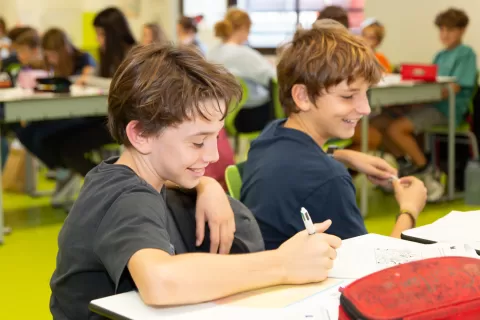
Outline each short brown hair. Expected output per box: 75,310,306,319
435,8,469,29
108,43,242,146
362,22,385,43
317,6,349,28
8,26,34,42
214,9,251,40
14,29,40,49
277,19,383,116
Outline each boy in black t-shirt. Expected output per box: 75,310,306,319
50,43,342,320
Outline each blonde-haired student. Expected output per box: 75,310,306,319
361,19,391,73
208,8,276,133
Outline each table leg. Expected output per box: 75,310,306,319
360,116,369,216
447,84,456,200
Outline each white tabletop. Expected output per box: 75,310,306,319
89,234,412,320
402,210,480,251
0,85,106,102
374,74,456,88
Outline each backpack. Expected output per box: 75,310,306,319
165,188,265,254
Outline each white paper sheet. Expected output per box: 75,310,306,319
329,233,479,279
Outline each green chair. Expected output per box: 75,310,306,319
271,78,285,119
225,78,262,161
323,138,353,151
424,74,480,160
225,162,244,200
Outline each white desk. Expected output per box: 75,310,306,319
88,234,421,320
361,77,456,215
0,87,108,244
401,210,480,254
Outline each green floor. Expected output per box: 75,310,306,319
0,178,478,319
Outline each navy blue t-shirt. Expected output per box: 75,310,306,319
240,120,367,250
72,52,96,75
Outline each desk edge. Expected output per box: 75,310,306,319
401,233,480,255
89,302,133,320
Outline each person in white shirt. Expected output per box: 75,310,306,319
208,8,276,133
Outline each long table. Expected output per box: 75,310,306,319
0,87,108,244
360,77,456,215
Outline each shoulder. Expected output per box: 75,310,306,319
458,44,476,56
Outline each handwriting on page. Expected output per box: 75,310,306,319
374,248,422,266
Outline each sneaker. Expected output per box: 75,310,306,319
422,168,446,202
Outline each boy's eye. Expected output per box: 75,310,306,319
193,142,204,148
342,95,354,100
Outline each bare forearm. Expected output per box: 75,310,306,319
143,250,284,306
390,214,414,238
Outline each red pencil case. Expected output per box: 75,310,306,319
339,256,480,320
401,64,438,82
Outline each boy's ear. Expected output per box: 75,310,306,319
125,120,153,155
291,84,312,112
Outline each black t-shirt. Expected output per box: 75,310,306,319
50,158,186,320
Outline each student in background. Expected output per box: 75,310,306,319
177,15,206,54
43,7,137,184
361,19,391,73
0,18,11,59
50,44,341,318
208,8,276,133
0,26,34,76
386,8,477,202
142,22,167,45
42,28,96,83
241,20,427,250
94,7,136,78
316,5,349,28
12,29,43,70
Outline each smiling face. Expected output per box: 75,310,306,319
290,78,371,144
127,99,225,189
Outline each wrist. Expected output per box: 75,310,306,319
272,249,288,285
396,209,417,228
196,176,218,192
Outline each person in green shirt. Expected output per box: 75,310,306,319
386,7,477,202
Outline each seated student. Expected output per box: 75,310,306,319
350,19,392,152
49,43,342,319
241,20,427,250
316,5,349,28
0,26,34,78
361,19,391,73
8,29,45,84
42,7,136,182
14,28,97,205
386,8,477,201
177,15,207,54
0,17,11,59
208,8,276,133
141,22,167,45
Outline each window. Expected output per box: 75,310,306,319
236,0,365,50
181,0,365,53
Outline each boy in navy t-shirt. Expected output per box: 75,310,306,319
241,20,428,250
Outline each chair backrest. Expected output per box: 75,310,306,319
225,78,249,137
270,78,285,119
225,164,243,200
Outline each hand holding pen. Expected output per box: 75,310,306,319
275,207,342,285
